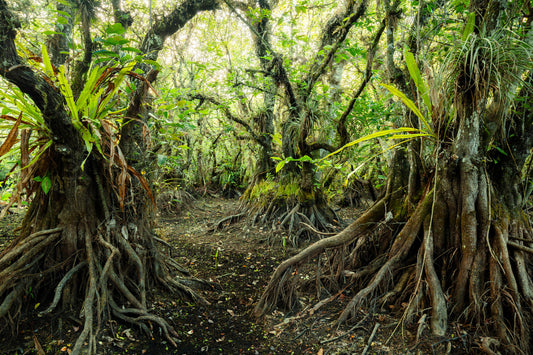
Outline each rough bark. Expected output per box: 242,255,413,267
0,2,220,354
256,2,533,353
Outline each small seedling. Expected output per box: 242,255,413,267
213,247,221,269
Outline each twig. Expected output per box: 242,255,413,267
32,334,45,355
361,323,380,355
320,319,367,344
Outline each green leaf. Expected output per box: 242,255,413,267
295,5,306,14
57,16,69,25
381,83,434,136
404,49,432,113
93,50,119,58
57,66,80,128
271,132,282,146
462,12,476,41
321,127,426,161
26,140,53,168
42,30,64,36
41,176,51,194
143,59,161,70
121,46,142,54
103,35,129,46
493,145,508,156
55,10,71,18
41,45,55,78
275,160,286,173
106,23,126,35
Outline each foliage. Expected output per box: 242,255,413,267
0,44,158,209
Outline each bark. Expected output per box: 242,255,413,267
110,0,133,29
71,0,95,99
256,2,533,353
0,2,219,353
46,0,74,67
121,0,220,166
249,0,276,181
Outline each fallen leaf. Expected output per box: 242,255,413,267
227,309,235,316
317,348,324,355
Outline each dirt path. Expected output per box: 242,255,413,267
0,197,466,354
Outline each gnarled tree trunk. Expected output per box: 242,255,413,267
256,2,533,353
0,1,219,354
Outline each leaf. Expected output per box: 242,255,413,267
41,45,55,78
493,145,508,156
321,127,425,161
143,59,161,70
404,49,432,113
0,112,22,157
102,35,129,46
57,16,69,25
93,50,119,58
121,46,142,54
388,133,433,140
127,165,156,207
381,83,434,135
462,12,476,42
344,138,417,185
106,23,126,35
41,176,51,194
26,140,53,168
42,30,64,36
275,160,285,173
57,66,80,127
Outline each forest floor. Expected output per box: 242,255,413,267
0,196,471,354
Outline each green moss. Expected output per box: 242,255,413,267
244,180,277,202
276,181,299,198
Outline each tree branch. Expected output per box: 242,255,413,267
303,0,369,98
141,0,220,57
0,1,81,153
336,5,391,148
192,94,268,149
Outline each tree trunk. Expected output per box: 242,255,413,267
256,2,533,353
0,1,219,354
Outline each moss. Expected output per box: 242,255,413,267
243,180,277,203
276,181,299,198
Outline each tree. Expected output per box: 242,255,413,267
256,0,533,353
207,0,381,244
0,1,219,353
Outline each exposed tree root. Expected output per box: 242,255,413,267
256,167,533,354
209,212,246,231
237,189,342,246
254,198,385,316
0,187,216,354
